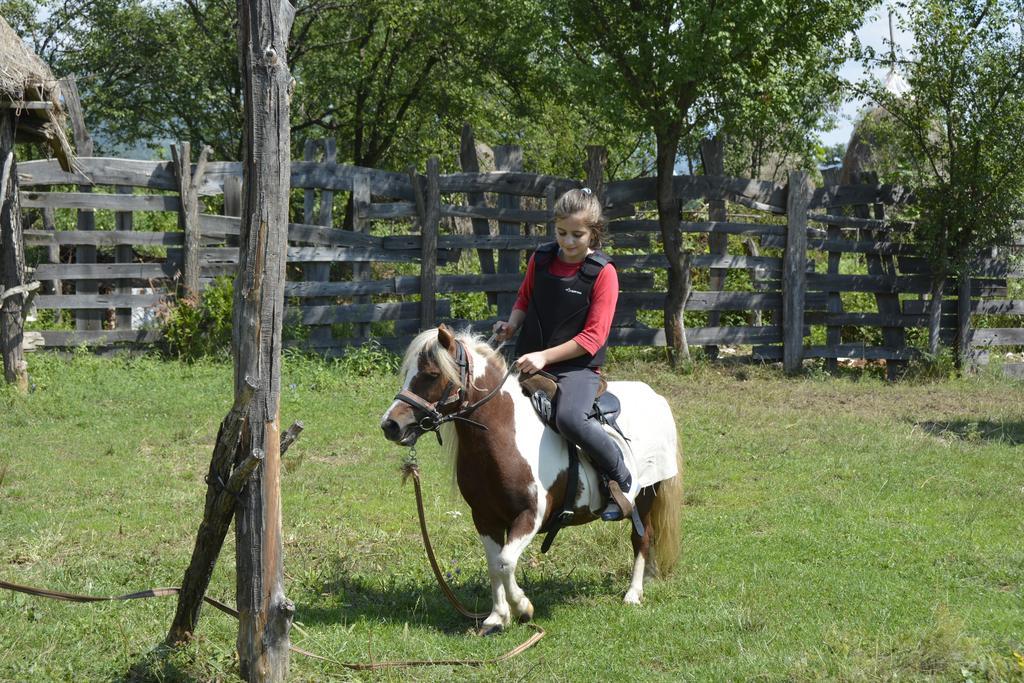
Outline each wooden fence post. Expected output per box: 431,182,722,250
1,112,28,391
114,185,134,328
233,0,295,678
172,142,211,300
459,123,497,306
957,266,973,371
420,156,441,329
783,171,810,374
302,139,335,347
494,145,523,318
864,172,905,380
700,136,727,359
821,166,842,373
61,75,101,332
351,171,372,339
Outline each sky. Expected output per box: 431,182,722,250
820,1,913,150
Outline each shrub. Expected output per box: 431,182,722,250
161,276,234,361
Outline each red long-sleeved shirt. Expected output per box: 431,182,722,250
513,252,619,356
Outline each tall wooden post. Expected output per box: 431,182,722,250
172,142,211,300
700,137,727,359
494,145,523,318
419,156,441,329
234,0,295,678
1,112,28,391
956,266,973,371
114,186,134,329
782,171,811,375
61,75,101,331
459,124,497,305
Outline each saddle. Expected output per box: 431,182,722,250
519,371,621,431
519,371,642,552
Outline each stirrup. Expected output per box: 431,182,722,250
600,501,624,522
606,480,633,519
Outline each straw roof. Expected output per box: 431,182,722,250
0,16,74,171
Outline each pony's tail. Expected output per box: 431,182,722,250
651,446,684,576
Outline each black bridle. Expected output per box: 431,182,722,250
393,339,513,445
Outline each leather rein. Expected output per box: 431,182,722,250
393,340,513,445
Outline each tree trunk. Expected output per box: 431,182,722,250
1,112,28,391
234,0,296,679
655,126,687,366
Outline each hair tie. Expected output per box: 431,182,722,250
581,187,593,195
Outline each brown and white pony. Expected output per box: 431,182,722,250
380,326,682,632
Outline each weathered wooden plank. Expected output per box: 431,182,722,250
17,157,236,194
20,191,181,212
906,298,1024,315
807,273,1005,295
807,213,910,231
291,299,451,325
113,185,134,329
438,171,578,198
610,219,787,237
30,329,164,346
760,234,916,255
290,161,413,199
612,253,797,271
199,213,381,247
365,201,552,224
32,262,177,280
24,229,184,246
608,325,788,346
804,311,930,326
34,293,169,309
383,234,544,251
753,344,919,360
605,174,787,208
1002,363,1024,379
810,183,912,209
897,255,1018,277
969,328,1024,346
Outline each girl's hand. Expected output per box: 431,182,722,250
515,351,548,374
492,320,517,342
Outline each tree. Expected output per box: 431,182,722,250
855,0,1024,361
4,0,649,175
556,0,874,363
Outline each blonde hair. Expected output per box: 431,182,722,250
399,328,507,393
554,188,606,248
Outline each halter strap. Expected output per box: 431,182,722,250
392,339,511,445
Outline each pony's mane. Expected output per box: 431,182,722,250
399,328,508,391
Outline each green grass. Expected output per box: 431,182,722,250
2,353,1024,681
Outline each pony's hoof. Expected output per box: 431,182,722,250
512,598,534,623
623,589,643,605
477,624,504,637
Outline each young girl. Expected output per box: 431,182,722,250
492,187,633,521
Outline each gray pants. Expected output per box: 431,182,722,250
550,365,631,489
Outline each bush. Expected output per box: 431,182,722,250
161,276,234,361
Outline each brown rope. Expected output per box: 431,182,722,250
0,467,547,669
401,461,490,620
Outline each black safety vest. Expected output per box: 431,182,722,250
515,242,614,369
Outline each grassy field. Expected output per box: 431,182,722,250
1,350,1023,682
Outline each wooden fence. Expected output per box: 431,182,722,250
13,138,1024,378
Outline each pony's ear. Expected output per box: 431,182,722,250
437,324,455,352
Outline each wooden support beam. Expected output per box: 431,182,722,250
459,123,497,305
700,136,727,359
1,113,28,391
494,145,523,317
783,171,811,374
420,156,441,329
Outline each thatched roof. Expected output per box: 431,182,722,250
840,68,911,185
0,16,74,171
